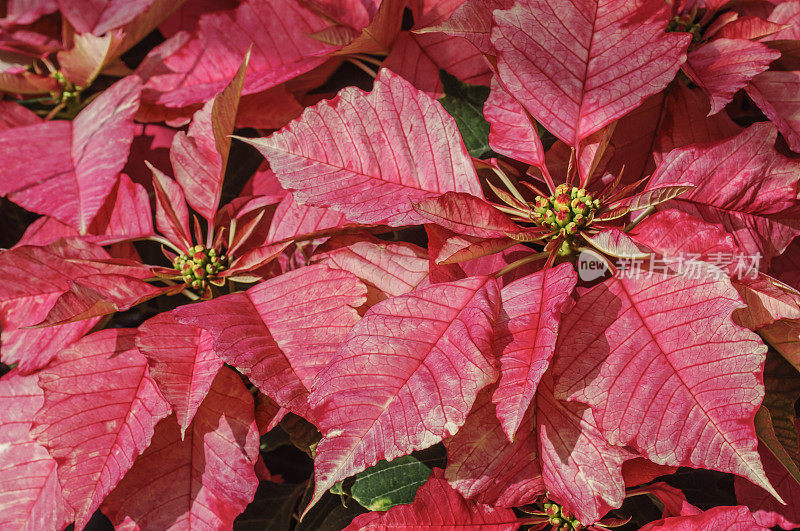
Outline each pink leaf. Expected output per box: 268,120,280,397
492,264,576,440
768,1,800,41
445,389,545,507
85,174,155,244
301,0,378,30
0,371,73,531
484,76,547,169
266,194,350,244
627,209,799,330
255,393,286,435
647,122,800,264
553,272,780,503
158,0,238,38
173,264,366,418
629,209,742,263
584,228,651,259
242,68,482,227
409,0,466,29
640,505,769,530
30,329,172,529
0,76,141,233
382,31,491,97
412,191,529,239
169,54,247,221
0,239,109,372
628,481,701,517
56,0,155,35
33,273,169,327
150,164,192,250
308,276,501,511
747,71,800,153
655,83,742,164
0,100,41,131
57,31,124,88
345,468,520,530
536,372,637,524
138,0,336,107
136,312,223,435
492,0,690,146
312,233,430,300
425,225,542,285
225,241,290,276
235,85,305,130
101,367,259,530
416,0,512,54
14,174,155,247
713,16,787,41
735,436,800,529
1,0,57,25
760,319,800,373
432,232,517,266
621,459,677,489
683,39,779,115
732,275,800,330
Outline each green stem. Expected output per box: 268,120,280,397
494,251,550,278
623,206,655,233
146,235,184,254
491,166,527,205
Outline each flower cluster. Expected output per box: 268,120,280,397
173,245,227,291
531,184,599,239
544,500,583,530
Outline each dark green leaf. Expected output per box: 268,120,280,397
438,70,492,158
350,455,433,511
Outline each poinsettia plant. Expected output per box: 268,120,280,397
1,0,800,530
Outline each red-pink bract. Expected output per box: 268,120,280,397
553,272,779,501
735,438,800,529
0,239,112,372
138,0,335,107
266,194,350,244
484,76,547,170
242,68,483,227
417,0,512,54
639,505,769,530
412,191,537,239
136,313,223,436
307,275,501,511
173,265,366,418
647,122,800,264
30,329,172,530
0,76,141,233
683,38,779,116
312,233,430,301
492,264,576,440
0,370,73,531
381,31,491,97
747,71,800,153
344,468,521,530
445,388,545,507
101,367,259,530
492,0,690,146
56,0,155,35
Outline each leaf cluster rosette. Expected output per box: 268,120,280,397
1,1,800,530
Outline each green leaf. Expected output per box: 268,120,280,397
438,70,493,159
350,455,433,511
